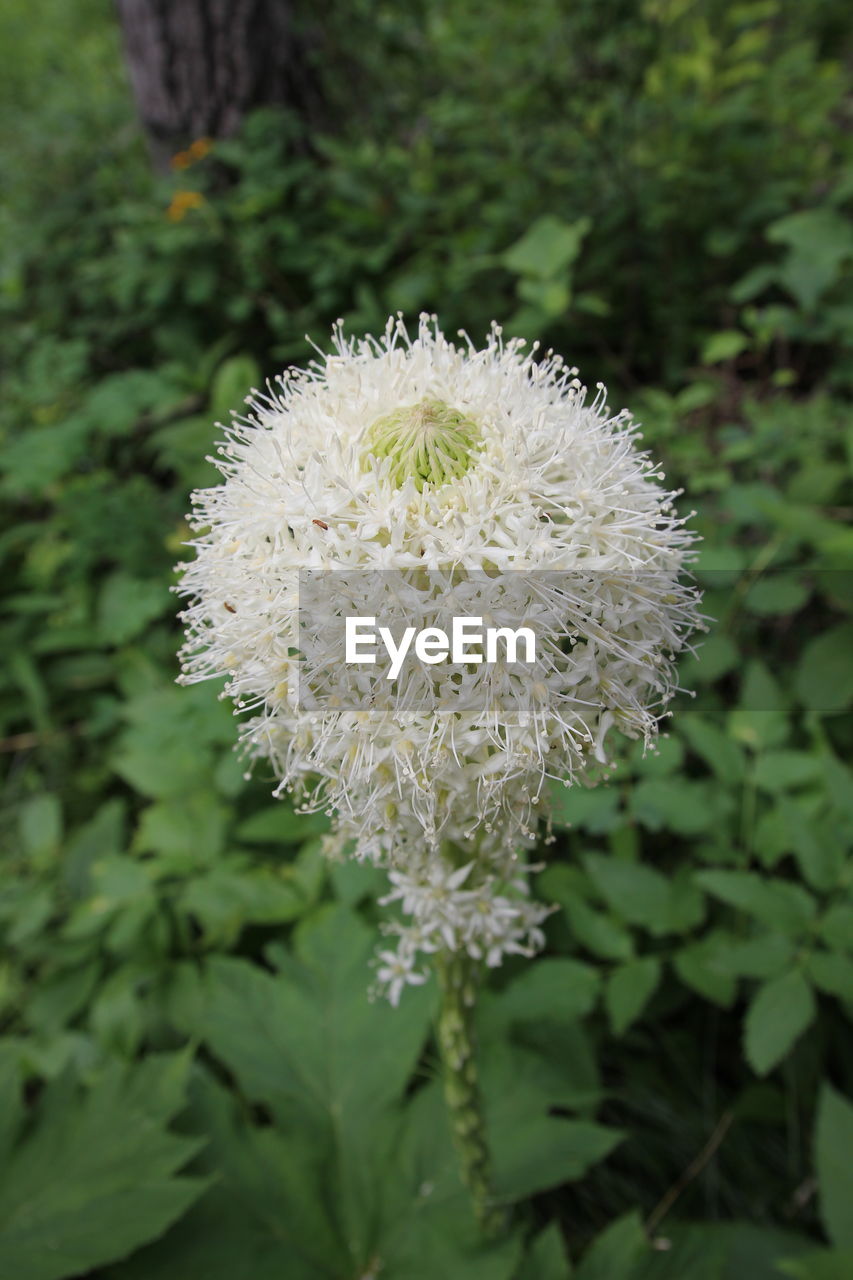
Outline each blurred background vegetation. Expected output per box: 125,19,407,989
1,1,853,1277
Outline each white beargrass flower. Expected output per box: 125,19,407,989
177,314,701,1000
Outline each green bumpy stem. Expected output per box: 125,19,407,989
435,951,505,1236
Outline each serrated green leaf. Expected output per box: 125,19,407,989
135,791,228,859
540,866,634,960
0,1056,206,1280
196,906,433,1259
696,870,816,934
584,854,671,932
493,957,601,1024
744,969,816,1075
795,624,853,715
713,933,794,981
674,937,738,1008
605,958,662,1035
816,1085,853,1250
630,778,728,837
97,572,171,646
109,1071,351,1280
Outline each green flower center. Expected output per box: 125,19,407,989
362,399,481,492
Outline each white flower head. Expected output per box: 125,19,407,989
177,314,702,995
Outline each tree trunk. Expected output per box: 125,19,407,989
115,0,322,172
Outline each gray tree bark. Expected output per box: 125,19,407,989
115,0,322,172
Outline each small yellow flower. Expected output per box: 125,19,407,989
188,136,213,161
167,190,205,222
171,137,213,170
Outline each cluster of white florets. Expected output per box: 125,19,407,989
177,314,701,1001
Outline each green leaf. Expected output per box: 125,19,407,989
795,624,853,715
115,686,234,799
135,791,228,859
644,1222,812,1279
819,904,853,952
89,966,146,1055
605,958,662,1035
744,969,816,1076
491,1110,621,1202
674,936,738,1008
378,1084,525,1279
630,778,727,837
678,715,745,785
696,871,816,934
549,781,621,833
129,916,529,1279
63,800,126,897
754,798,843,890
779,1249,853,1280
575,1211,647,1280
209,354,261,421
701,330,749,364
196,906,433,1260
17,793,62,860
816,1085,853,1250
767,209,853,310
571,898,636,958
680,632,739,683
481,975,614,1200
713,933,794,981
516,1223,571,1279
97,572,171,645
517,275,571,316
110,1071,352,1280
807,952,853,1001
753,752,821,794
493,957,601,1024
539,866,634,960
180,866,306,943
584,854,671,932
745,575,809,617
235,803,327,845
502,215,591,279
0,1056,206,1280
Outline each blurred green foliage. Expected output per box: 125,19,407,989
1,0,853,1275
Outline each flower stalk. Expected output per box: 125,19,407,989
435,950,504,1236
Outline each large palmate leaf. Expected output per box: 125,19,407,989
0,1051,206,1280
113,906,617,1278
